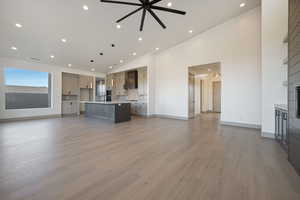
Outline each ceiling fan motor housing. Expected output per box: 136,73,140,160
100,0,186,31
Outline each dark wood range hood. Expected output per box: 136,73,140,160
124,70,138,90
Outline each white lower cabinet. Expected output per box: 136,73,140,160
80,103,85,112
62,101,78,115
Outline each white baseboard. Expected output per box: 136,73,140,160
0,114,62,123
220,121,261,129
152,114,189,121
261,132,275,139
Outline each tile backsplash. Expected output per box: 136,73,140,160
114,89,147,102
127,89,139,100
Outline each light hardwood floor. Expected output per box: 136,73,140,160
0,114,300,200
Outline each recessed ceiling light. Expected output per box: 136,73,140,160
99,52,104,56
91,68,95,72
167,2,172,7
90,60,94,63
138,37,143,41
111,44,115,47
240,3,246,7
189,30,193,34
155,47,160,51
109,66,113,69
132,52,137,56
120,60,124,63
116,24,121,29
83,5,89,10
11,46,18,50
61,38,67,43
15,23,22,28
50,55,55,59
68,64,72,67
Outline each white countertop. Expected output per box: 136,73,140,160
81,101,131,105
275,104,288,111
80,101,147,104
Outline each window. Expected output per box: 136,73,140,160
4,68,51,109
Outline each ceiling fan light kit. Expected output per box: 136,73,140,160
100,0,186,31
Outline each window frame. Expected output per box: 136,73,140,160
3,67,54,110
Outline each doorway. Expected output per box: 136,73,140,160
213,81,221,113
188,62,222,117
188,73,195,118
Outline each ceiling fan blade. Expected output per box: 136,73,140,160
150,0,163,5
147,9,166,29
116,7,143,23
140,9,147,31
100,0,142,6
150,6,186,15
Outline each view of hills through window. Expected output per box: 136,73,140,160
4,68,51,109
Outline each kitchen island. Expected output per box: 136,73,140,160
84,102,131,123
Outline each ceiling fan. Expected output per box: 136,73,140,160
100,0,186,31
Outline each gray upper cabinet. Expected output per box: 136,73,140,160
62,73,79,96
80,75,94,89
138,68,147,96
106,74,114,90
113,72,126,96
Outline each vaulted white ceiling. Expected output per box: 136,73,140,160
0,0,260,73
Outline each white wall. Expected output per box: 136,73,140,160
112,7,262,125
0,57,105,119
155,7,261,123
261,0,288,137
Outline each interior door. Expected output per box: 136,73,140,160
189,73,195,118
213,81,221,113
